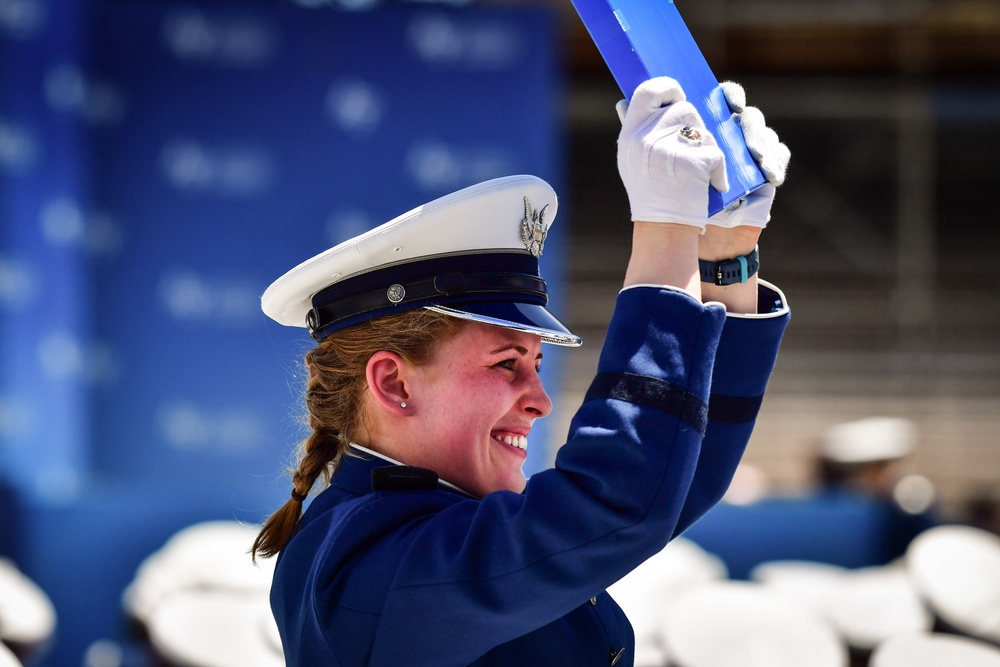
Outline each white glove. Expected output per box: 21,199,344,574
709,81,790,229
617,77,729,230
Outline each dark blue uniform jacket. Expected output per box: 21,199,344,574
271,283,789,666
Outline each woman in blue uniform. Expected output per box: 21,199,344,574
252,77,790,666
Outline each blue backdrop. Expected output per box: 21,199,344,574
0,1,565,663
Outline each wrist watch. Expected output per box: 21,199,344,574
699,246,759,286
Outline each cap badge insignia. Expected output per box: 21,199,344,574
386,284,405,304
521,197,549,258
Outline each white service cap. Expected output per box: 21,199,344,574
824,563,933,650
906,524,1000,643
123,521,274,625
609,538,728,667
821,417,917,464
146,590,283,667
871,632,1000,667
661,581,848,667
750,559,848,618
0,642,21,667
0,557,56,648
261,175,580,346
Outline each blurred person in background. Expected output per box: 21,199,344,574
963,487,1000,537
251,77,791,666
816,416,938,563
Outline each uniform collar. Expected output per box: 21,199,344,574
333,444,476,498
296,446,477,533
325,447,385,497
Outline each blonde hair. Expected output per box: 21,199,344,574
251,308,467,563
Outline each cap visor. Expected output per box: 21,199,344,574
425,302,581,347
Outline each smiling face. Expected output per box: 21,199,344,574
372,321,552,497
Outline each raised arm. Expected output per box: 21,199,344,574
673,80,794,534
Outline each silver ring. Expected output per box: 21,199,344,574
679,126,701,141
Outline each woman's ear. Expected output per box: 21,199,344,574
365,351,410,416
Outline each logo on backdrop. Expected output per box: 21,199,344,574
37,332,121,385
157,401,267,452
405,140,516,192
0,0,48,40
44,65,127,127
39,198,124,257
160,139,276,197
407,12,525,71
0,256,39,309
325,79,385,135
0,395,37,441
158,269,259,327
325,208,377,246
161,8,280,68
0,118,40,174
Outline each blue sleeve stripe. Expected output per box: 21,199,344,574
707,394,763,424
584,371,709,435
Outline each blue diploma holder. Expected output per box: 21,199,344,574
571,0,766,215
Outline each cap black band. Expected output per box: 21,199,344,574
307,252,546,340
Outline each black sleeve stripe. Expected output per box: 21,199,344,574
707,394,764,424
584,371,709,436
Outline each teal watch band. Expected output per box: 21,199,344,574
699,246,759,286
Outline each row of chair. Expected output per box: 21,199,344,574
610,524,1000,667
5,518,999,666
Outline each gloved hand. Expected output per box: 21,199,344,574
708,81,790,229
617,77,729,230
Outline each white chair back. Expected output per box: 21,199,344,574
661,581,847,667
871,632,1000,667
906,525,1000,643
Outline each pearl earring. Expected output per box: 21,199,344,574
400,402,407,408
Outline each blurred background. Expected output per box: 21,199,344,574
0,0,998,665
